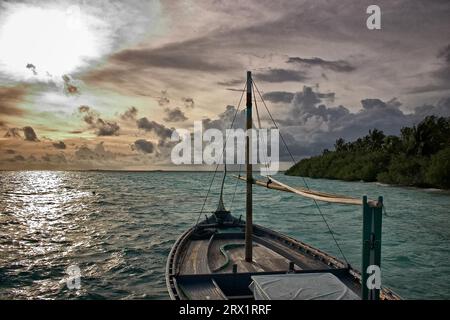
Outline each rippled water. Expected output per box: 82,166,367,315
0,171,449,299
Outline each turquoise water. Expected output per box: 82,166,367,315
0,171,449,299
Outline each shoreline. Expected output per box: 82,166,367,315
284,173,449,192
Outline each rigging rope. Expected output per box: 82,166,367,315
229,164,242,211
253,81,350,266
193,82,246,228
253,84,272,175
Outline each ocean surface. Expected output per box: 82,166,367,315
0,171,449,300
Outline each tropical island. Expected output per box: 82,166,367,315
285,116,450,189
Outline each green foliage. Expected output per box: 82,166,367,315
285,116,450,189
425,147,450,189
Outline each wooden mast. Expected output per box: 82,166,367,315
245,71,253,262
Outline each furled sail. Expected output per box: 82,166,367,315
234,175,362,205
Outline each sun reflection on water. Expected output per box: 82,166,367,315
0,171,98,298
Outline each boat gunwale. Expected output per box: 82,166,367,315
165,223,401,300
165,225,196,300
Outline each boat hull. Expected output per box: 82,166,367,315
165,222,400,300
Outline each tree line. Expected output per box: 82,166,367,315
285,116,450,189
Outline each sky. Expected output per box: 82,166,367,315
0,0,449,170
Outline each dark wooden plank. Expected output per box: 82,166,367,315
177,278,226,300
179,239,210,274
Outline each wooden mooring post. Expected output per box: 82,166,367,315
361,196,383,300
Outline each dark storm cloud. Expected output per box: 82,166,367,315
110,40,230,71
437,44,450,64
263,90,335,104
80,0,450,104
317,92,335,101
23,126,39,142
0,86,26,116
226,88,246,92
120,106,138,121
413,97,450,119
52,141,66,149
96,119,120,136
254,69,308,83
78,106,120,136
409,43,450,94
136,117,173,140
132,139,155,154
202,105,246,131
434,44,450,83
262,91,295,103
163,107,188,122
217,79,244,87
287,57,356,72
273,86,450,158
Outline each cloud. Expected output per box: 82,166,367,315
3,127,22,139
262,91,294,103
42,153,66,163
136,117,173,142
109,41,231,72
137,118,172,138
218,79,244,87
26,63,37,75
273,86,450,159
120,106,138,121
13,155,25,161
0,86,26,116
182,97,195,108
287,57,356,72
52,141,66,149
254,69,308,83
413,97,450,119
62,74,81,96
157,90,170,106
78,105,120,136
96,119,120,136
437,44,450,64
74,142,116,161
263,90,334,104
132,139,155,154
202,105,246,131
409,43,450,94
163,107,188,122
23,126,39,142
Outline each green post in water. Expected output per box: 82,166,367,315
361,195,383,300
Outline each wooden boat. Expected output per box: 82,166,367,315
166,72,401,300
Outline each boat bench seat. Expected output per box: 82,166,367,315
177,278,227,300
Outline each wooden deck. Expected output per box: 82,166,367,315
178,233,330,276
208,238,301,273
179,239,210,274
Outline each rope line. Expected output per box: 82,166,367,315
253,83,272,175
193,82,246,227
229,164,242,211
253,81,350,266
